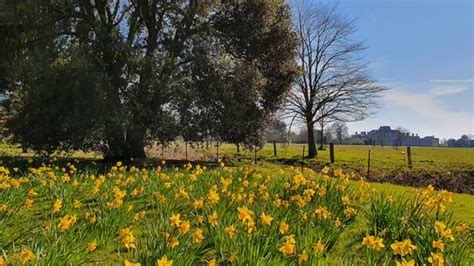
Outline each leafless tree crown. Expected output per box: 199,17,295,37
287,1,387,126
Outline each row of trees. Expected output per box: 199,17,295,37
447,135,474,148
267,120,351,146
0,0,386,160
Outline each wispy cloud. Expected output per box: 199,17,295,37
385,91,470,121
381,80,473,138
429,79,474,83
428,78,473,96
431,87,467,96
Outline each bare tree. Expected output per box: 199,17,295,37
267,119,288,143
393,127,410,148
329,121,349,144
286,1,387,158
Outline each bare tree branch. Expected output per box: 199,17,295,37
286,0,388,157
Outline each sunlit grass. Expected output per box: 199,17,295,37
216,143,474,172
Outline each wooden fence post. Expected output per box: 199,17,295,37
367,150,371,180
185,141,188,162
301,145,305,172
407,146,412,168
273,141,277,158
329,143,335,163
254,145,257,164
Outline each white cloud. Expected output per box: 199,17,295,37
383,89,473,138
429,79,474,83
345,78,473,138
431,87,467,96
429,79,473,96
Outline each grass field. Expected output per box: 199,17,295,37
217,143,474,172
214,143,474,195
0,160,472,265
3,143,473,173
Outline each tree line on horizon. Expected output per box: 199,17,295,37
0,0,385,160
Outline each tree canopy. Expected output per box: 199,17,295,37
1,0,297,160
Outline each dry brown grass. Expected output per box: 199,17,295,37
145,142,217,161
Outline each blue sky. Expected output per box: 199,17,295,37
336,0,473,139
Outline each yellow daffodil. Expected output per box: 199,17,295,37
24,198,33,209
28,189,38,197
362,235,385,251
434,221,446,233
432,239,445,251
260,212,273,225
87,240,97,252
298,250,309,264
73,200,82,208
428,252,444,266
207,258,217,266
343,207,357,218
119,228,136,249
170,213,182,227
279,221,289,234
124,259,141,266
334,217,342,229
455,223,469,233
208,211,218,227
237,207,253,223
391,239,417,256
396,259,415,266
279,242,295,256
229,255,238,264
163,232,179,249
193,199,204,209
279,235,296,255
225,225,237,238
58,215,78,231
52,199,63,214
19,248,35,264
192,228,205,244
315,206,331,220
156,255,173,266
312,240,325,254
178,220,190,234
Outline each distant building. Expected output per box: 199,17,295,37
352,126,439,147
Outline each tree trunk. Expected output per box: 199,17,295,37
319,127,325,150
125,128,146,158
103,127,145,162
307,122,317,158
103,129,126,162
